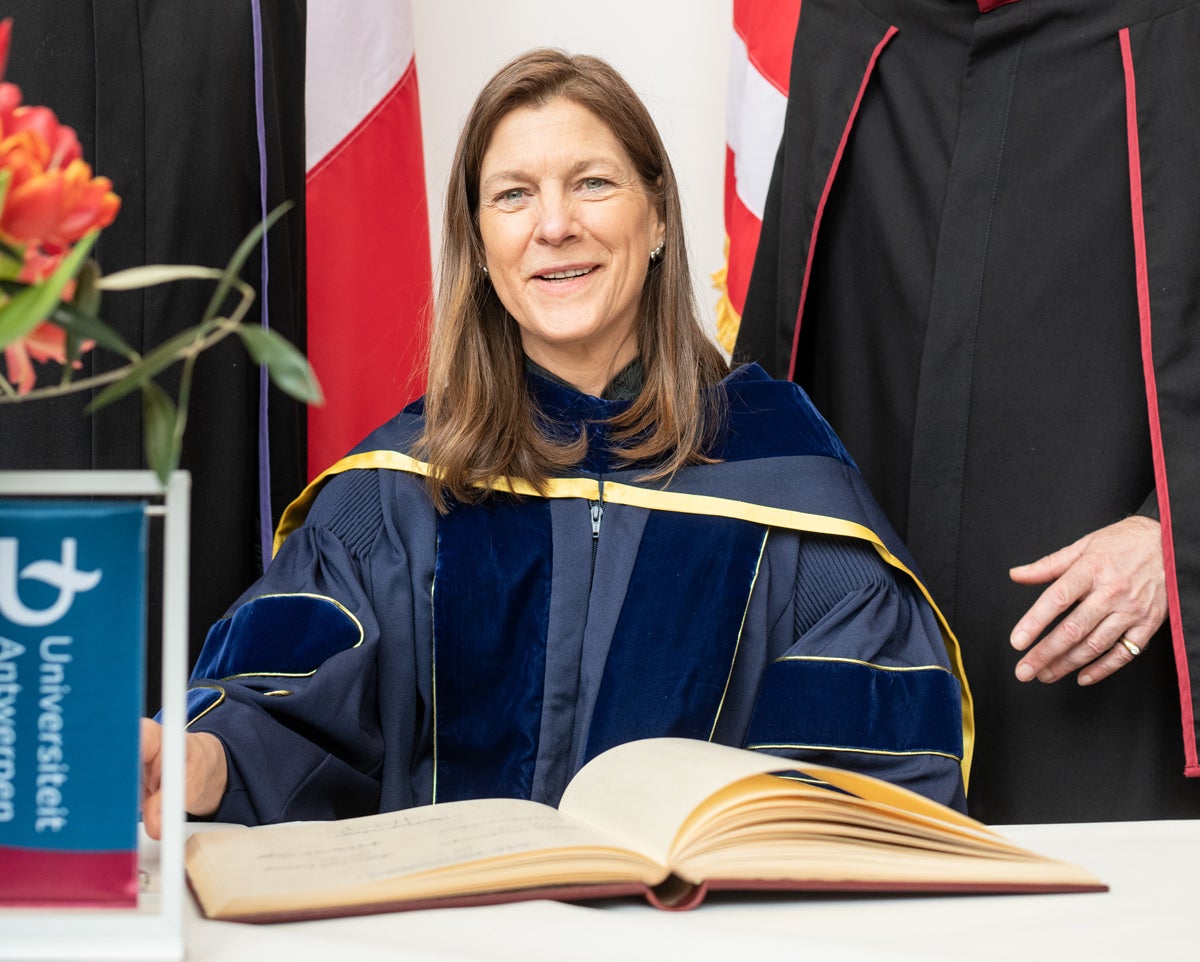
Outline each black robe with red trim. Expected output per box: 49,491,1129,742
736,0,1200,822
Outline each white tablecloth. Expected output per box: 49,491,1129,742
156,818,1198,961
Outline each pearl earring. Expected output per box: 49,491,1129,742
650,242,664,262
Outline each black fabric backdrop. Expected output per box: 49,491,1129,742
0,1,308,709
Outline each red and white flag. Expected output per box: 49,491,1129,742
305,0,432,476
715,0,802,352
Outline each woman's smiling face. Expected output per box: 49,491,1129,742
477,97,664,394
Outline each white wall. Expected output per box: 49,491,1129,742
412,0,733,334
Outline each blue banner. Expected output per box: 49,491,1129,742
0,501,146,865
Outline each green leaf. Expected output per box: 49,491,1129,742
0,246,23,280
142,382,180,486
0,231,98,350
96,264,225,291
237,325,325,405
69,259,102,318
85,322,214,412
199,201,292,325
49,302,137,357
60,260,103,367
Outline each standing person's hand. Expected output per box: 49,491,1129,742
140,718,228,839
1009,516,1166,685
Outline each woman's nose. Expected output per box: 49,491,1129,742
534,189,577,244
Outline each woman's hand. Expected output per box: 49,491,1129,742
1008,515,1167,686
140,718,228,840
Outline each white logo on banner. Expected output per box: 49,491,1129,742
0,538,102,628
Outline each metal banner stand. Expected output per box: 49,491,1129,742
0,471,189,962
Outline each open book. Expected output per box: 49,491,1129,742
185,737,1106,923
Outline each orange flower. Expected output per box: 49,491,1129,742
17,246,65,284
0,122,119,250
0,18,10,83
3,321,89,396
0,17,112,395
0,18,120,252
0,81,18,128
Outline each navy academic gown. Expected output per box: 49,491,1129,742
736,0,1200,821
184,365,969,821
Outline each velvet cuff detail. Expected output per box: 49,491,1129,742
191,594,364,680
745,658,963,759
184,686,224,725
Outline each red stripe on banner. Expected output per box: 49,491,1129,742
723,146,765,318
306,59,432,477
1119,29,1198,774
788,26,897,381
733,0,804,95
0,846,138,907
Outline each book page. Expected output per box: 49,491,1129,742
559,739,1006,868
670,771,1004,862
558,738,849,866
677,834,1104,888
558,740,1101,891
669,774,1008,862
186,796,658,917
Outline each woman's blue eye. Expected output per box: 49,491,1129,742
501,188,525,202
582,177,606,190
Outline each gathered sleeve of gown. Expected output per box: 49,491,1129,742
740,531,967,811
182,469,426,825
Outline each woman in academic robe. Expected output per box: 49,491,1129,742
140,49,971,836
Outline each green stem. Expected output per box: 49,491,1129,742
0,318,241,404
173,345,197,466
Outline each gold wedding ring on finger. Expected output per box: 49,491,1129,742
1118,637,1142,657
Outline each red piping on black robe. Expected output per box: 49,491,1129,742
786,26,897,382
1119,27,1199,776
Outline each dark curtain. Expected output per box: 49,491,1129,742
0,1,308,710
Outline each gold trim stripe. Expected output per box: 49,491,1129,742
274,452,599,553
430,570,439,805
275,451,435,553
746,742,964,762
776,654,955,675
185,684,226,729
707,529,771,741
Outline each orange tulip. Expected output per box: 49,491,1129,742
3,321,89,396
18,247,68,286
0,19,120,253
0,82,18,125
0,19,10,80
0,126,118,249
0,18,112,394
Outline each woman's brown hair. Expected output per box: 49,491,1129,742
419,48,729,509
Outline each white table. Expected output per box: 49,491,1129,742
139,819,1197,962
